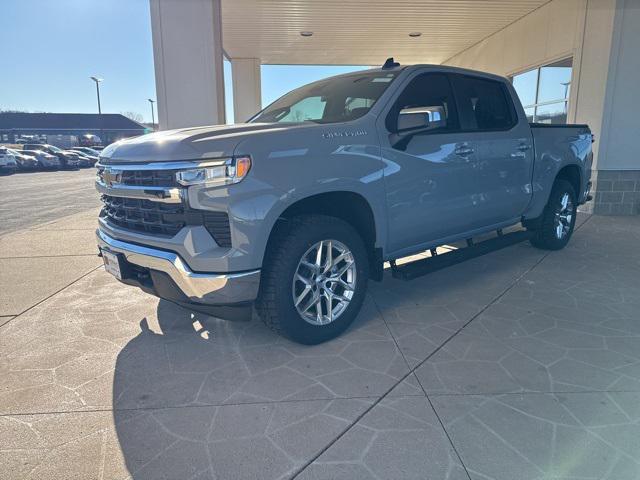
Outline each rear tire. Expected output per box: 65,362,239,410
528,179,577,250
256,215,369,344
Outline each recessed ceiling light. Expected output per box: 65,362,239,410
409,32,422,37
300,31,313,37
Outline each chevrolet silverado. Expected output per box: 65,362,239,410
96,61,592,344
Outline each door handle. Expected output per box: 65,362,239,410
455,146,474,157
517,144,531,151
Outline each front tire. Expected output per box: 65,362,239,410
256,215,369,344
529,179,577,250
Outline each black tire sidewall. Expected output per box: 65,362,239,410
267,217,369,344
533,179,577,250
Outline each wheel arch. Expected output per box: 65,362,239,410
523,163,582,230
263,190,383,281
556,164,582,200
524,161,584,221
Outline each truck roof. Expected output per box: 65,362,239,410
369,63,509,83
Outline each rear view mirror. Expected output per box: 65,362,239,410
397,106,446,132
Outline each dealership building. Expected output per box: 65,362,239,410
149,0,639,214
0,112,148,147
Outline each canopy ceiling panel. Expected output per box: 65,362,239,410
222,0,551,65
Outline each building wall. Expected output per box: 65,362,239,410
444,0,583,81
590,0,640,214
598,0,640,170
445,0,640,214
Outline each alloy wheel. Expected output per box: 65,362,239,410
554,192,574,239
292,239,357,326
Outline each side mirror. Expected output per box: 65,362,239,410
397,106,447,133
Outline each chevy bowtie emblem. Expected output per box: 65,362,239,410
102,168,123,186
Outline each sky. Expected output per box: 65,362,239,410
0,0,367,124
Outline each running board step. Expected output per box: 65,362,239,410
390,230,533,281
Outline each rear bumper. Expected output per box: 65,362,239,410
96,229,260,306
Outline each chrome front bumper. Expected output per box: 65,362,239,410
96,229,260,305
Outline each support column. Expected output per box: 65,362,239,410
150,0,225,129
231,58,262,123
575,0,640,215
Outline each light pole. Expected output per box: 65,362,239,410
148,98,156,131
90,76,104,144
90,76,103,114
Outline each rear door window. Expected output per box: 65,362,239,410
450,75,516,131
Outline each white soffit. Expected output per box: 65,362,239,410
222,0,551,65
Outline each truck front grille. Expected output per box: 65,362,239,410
100,194,232,247
96,166,180,187
120,169,179,187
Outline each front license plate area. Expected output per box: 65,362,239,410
102,250,123,280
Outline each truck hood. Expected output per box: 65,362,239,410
99,122,315,164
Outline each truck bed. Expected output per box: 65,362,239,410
528,122,593,217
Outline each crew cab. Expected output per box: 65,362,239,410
96,62,592,344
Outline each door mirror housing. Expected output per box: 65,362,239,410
397,106,447,132
390,106,447,150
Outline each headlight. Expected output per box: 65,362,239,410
175,156,251,186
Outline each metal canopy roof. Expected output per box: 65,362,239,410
222,0,550,65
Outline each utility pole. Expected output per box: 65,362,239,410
148,99,156,131
90,76,103,114
90,76,104,144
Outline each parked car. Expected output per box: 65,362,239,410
96,62,593,344
7,148,39,171
21,149,61,169
22,144,80,169
70,149,99,166
0,147,18,174
71,146,101,157
78,134,103,147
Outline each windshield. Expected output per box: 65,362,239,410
48,145,63,153
250,71,399,124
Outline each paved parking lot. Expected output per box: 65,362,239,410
0,168,100,235
1,172,640,479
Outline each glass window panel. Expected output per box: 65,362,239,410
391,73,460,131
512,69,538,107
538,59,572,103
535,102,567,124
252,71,398,124
344,97,374,118
452,75,514,130
277,96,327,122
524,107,535,123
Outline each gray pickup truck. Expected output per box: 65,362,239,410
96,61,592,344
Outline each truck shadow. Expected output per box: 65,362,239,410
111,295,390,478
111,239,545,477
